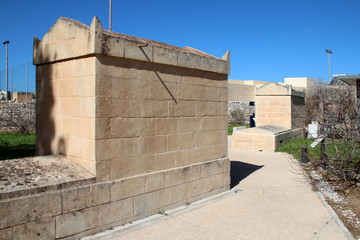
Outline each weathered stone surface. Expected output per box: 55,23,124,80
56,198,133,238
133,189,170,216
202,116,227,131
13,218,55,240
110,118,155,138
0,155,94,200
0,192,61,229
145,172,165,193
95,139,138,160
194,131,222,147
155,118,178,135
178,117,201,133
62,182,110,213
0,228,12,240
139,136,167,154
167,133,194,151
110,155,155,180
200,160,223,178
164,165,200,187
169,101,196,117
110,176,145,202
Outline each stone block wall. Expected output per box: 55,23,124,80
0,16,231,239
228,80,256,102
94,56,229,182
256,95,292,129
255,82,305,129
0,157,229,239
36,57,97,174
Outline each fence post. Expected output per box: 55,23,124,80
301,147,308,163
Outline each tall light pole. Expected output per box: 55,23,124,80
3,41,9,100
325,49,333,84
109,0,112,31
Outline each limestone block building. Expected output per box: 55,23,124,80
0,16,230,239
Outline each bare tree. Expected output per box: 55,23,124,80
304,80,360,185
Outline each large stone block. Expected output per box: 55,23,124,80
133,189,170,216
124,40,153,62
13,218,55,240
196,144,227,162
169,101,196,117
164,165,200,187
178,117,201,133
153,46,178,66
181,75,204,85
110,176,145,202
139,136,167,154
62,117,95,139
95,139,138,160
200,160,223,178
141,100,168,118
194,131,222,147
201,116,227,131
174,149,197,167
167,133,194,151
96,160,110,182
155,118,178,135
0,228,12,240
0,192,61,229
56,198,133,238
153,152,176,171
177,84,201,101
148,81,177,101
62,182,110,213
95,118,110,140
110,155,154,179
145,172,165,193
110,118,155,138
195,101,227,116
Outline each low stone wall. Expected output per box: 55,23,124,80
0,156,229,239
0,101,35,132
232,126,303,151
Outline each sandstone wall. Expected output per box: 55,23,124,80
94,55,229,182
36,57,97,174
255,82,305,129
0,16,232,239
255,95,292,129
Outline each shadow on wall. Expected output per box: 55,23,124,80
35,49,66,157
230,161,263,188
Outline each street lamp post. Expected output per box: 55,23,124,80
325,49,333,84
3,41,9,100
109,0,112,31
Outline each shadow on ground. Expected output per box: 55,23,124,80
0,144,36,160
230,161,263,188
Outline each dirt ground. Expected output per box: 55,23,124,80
308,169,360,239
329,185,360,239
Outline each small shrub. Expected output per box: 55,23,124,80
228,109,246,125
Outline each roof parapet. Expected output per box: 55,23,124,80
33,17,230,75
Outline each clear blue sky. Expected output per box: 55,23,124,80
1,0,360,91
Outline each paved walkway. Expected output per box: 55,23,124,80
84,138,353,240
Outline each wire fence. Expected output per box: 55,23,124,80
0,62,36,101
